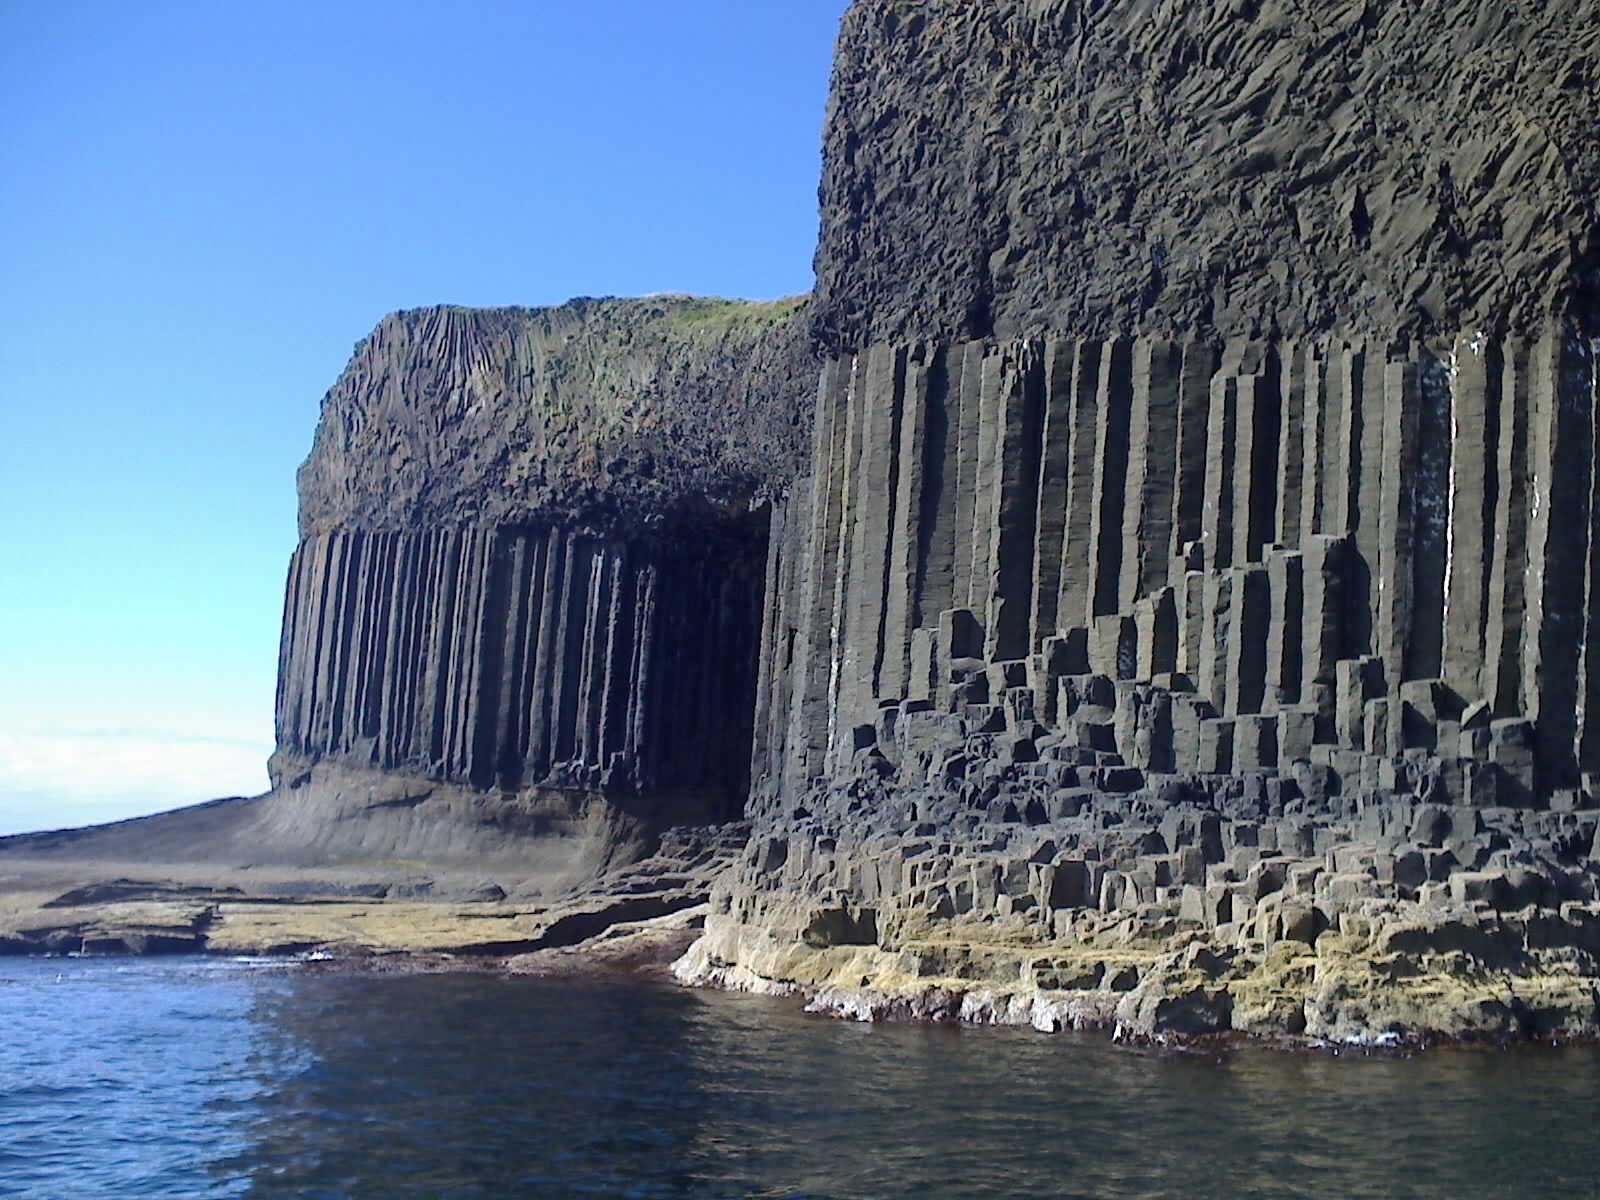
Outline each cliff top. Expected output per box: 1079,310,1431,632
297,295,816,537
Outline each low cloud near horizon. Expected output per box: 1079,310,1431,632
0,729,273,836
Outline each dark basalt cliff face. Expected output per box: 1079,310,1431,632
683,0,1600,1042
266,297,816,862
248,1,1600,1039
812,0,1600,354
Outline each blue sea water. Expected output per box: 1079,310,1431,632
0,956,1597,1199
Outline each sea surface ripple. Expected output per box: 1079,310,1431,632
1,957,1597,1199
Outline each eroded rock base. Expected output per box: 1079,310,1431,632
677,778,1600,1046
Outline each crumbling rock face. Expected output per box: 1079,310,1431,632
813,0,1600,354
298,296,815,538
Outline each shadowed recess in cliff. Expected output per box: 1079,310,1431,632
274,518,768,823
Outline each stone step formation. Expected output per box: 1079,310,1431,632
694,324,1600,1040
753,329,1600,811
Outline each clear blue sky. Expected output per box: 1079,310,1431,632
0,0,848,835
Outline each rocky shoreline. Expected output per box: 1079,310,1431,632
676,909,1600,1052
7,800,1598,1052
671,774,1600,1048
0,824,743,968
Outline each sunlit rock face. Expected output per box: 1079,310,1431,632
296,298,815,538
812,0,1600,356
257,0,1600,1038
696,0,1600,1042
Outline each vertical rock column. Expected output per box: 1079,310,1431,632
1405,352,1453,684
1298,342,1331,547
881,346,932,699
1200,375,1238,572
1232,362,1282,568
915,345,963,656
835,346,904,771
1375,359,1421,685
1521,328,1596,792
1581,337,1600,783
786,359,855,789
1354,348,1389,658
1299,534,1347,711
982,343,1046,662
1087,340,1135,618
1275,341,1310,552
1029,340,1075,649
1484,338,1533,716
1443,336,1500,702
1168,343,1216,584
1326,345,1376,656
1120,340,1182,605
951,343,987,620
1056,340,1107,631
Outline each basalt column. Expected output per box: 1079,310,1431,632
757,326,1600,806
275,520,768,821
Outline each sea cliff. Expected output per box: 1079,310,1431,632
692,0,1600,1042
7,0,1600,1044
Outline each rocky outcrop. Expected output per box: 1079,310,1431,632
259,297,814,867
813,0,1600,353
679,0,1600,1043
298,297,814,536
679,801,1600,1042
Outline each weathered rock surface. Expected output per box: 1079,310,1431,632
0,822,746,963
813,0,1600,355
675,1,1600,1045
679,779,1600,1043
298,296,814,537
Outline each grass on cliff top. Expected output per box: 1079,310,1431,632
663,294,809,332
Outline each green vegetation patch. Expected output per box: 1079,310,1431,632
664,294,810,333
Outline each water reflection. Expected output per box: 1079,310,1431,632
232,973,1600,1200
3,958,1598,1200
232,973,725,1197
